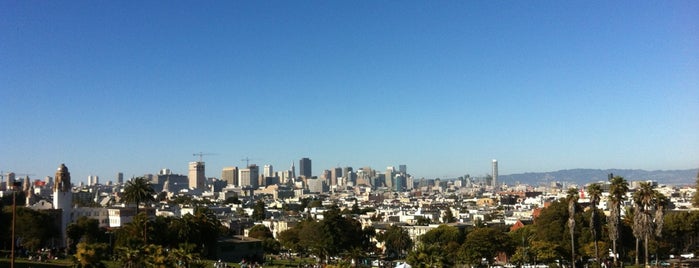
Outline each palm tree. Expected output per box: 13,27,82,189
587,183,603,264
632,182,655,267
122,177,155,215
608,176,628,267
567,187,579,268
116,246,144,268
653,192,669,266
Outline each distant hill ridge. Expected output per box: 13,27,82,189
499,168,699,186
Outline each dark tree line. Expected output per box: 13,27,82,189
277,207,375,264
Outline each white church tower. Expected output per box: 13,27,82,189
53,163,73,247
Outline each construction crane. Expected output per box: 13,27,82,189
241,157,257,167
193,152,216,162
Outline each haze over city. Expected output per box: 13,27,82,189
2,1,698,183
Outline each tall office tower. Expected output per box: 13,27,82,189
299,158,312,178
221,167,239,186
259,173,267,187
117,172,124,184
87,175,99,186
188,161,206,189
8,172,15,186
22,176,31,192
53,164,72,247
406,176,414,190
492,159,498,188
342,167,352,179
347,171,357,186
343,167,354,185
277,170,292,184
239,165,259,188
399,165,407,175
290,162,296,179
45,176,53,188
263,165,274,178
307,177,327,193
331,167,342,186
321,170,331,185
394,174,406,192
385,166,395,188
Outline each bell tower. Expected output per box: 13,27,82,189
53,164,73,247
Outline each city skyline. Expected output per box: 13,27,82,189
2,2,698,183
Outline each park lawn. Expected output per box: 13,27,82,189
0,258,73,268
1,256,318,268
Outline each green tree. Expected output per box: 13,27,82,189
168,243,200,268
308,199,323,208
1,206,59,251
407,244,448,268
114,213,150,248
144,244,168,268
320,208,367,260
509,225,534,265
653,191,669,264
248,224,273,239
248,224,280,254
461,227,515,266
587,183,603,264
415,216,431,226
278,227,302,253
122,177,155,215
376,225,412,260
410,224,464,267
632,182,655,266
608,175,628,267
224,194,241,205
567,187,579,268
351,200,361,215
74,242,109,268
67,216,102,253
442,208,456,223
189,207,222,258
115,246,144,268
530,241,561,264
298,219,327,261
252,200,267,221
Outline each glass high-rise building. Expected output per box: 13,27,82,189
299,157,312,178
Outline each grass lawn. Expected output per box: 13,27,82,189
2,256,319,268
0,258,73,268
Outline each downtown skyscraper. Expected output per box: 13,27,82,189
188,161,206,189
492,159,498,189
299,157,312,178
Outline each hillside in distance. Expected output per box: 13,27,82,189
499,168,699,187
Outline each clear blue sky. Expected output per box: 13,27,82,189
1,1,698,183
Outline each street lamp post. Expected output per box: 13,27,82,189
10,180,21,268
